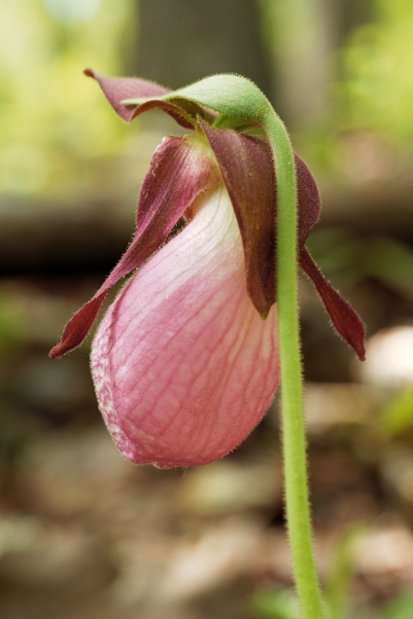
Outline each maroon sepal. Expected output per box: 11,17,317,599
200,122,321,316
84,69,215,129
201,124,275,315
49,136,219,357
84,69,170,121
299,248,366,360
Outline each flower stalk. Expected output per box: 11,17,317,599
264,110,325,619
161,77,328,615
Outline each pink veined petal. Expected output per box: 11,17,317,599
91,184,280,468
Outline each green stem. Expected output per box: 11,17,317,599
263,110,325,619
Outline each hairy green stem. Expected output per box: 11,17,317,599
263,110,325,619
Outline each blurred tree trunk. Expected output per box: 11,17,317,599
332,0,375,48
131,0,272,98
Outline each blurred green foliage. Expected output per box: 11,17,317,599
0,0,134,197
252,587,301,619
378,387,413,437
337,0,413,147
1,0,413,199
380,589,413,619
0,290,27,353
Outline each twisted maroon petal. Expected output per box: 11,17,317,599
84,68,170,121
49,136,218,358
299,247,366,360
84,69,199,129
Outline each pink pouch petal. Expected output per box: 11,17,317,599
91,185,279,468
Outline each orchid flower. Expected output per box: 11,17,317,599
50,70,365,469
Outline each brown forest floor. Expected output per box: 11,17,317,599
0,272,413,619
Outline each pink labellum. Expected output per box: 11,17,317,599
49,135,219,357
91,185,279,467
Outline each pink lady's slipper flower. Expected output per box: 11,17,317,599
50,70,365,468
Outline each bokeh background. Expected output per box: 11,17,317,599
1,1,413,618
